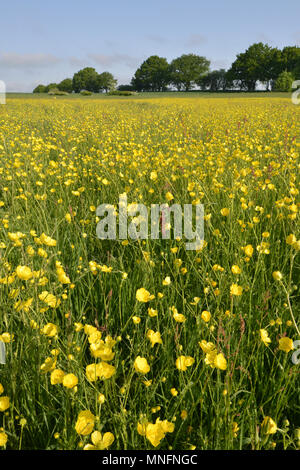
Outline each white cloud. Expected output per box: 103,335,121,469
185,34,206,47
0,53,61,68
88,53,141,69
5,80,39,92
146,34,168,44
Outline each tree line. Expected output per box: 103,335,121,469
33,42,300,94
33,70,117,94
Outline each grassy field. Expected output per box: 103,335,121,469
6,91,292,100
0,94,299,450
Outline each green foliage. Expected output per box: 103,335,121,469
170,54,210,91
71,68,117,93
281,46,300,75
48,88,69,95
72,67,100,93
45,83,58,93
199,69,228,91
33,84,47,93
228,43,269,90
98,71,117,93
80,90,93,95
227,43,300,91
108,90,135,96
274,71,295,92
31,43,300,96
117,84,134,91
131,55,170,91
58,78,73,93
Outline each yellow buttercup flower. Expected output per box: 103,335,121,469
243,245,253,257
98,393,106,404
84,431,114,450
39,233,57,246
162,276,171,286
214,353,227,370
42,323,58,338
0,332,13,343
175,356,195,371
0,431,8,447
201,310,211,322
220,208,229,216
260,329,271,346
86,364,98,382
231,265,241,274
97,362,116,379
147,330,162,347
278,337,294,353
204,350,227,370
165,192,174,202
40,356,57,373
198,340,216,354
232,422,239,438
136,288,154,302
286,234,296,245
148,308,158,317
62,373,78,389
16,265,33,280
56,264,71,284
137,418,174,447
150,171,157,181
75,410,95,436
0,396,10,412
173,311,186,323
134,356,150,374
65,213,72,223
261,416,277,435
230,283,243,296
39,291,61,308
181,410,188,420
86,362,116,381
50,369,65,385
272,271,283,281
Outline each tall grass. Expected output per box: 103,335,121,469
0,96,299,450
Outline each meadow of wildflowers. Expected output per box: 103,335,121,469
0,95,299,450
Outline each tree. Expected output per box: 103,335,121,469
33,84,46,93
170,54,210,91
98,72,117,93
72,67,100,93
280,46,300,75
199,69,227,91
293,61,300,81
118,84,134,91
45,83,58,92
228,43,277,91
274,71,294,92
58,78,73,93
131,56,170,91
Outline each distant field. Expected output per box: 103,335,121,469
6,91,292,100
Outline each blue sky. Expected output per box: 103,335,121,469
0,0,299,91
